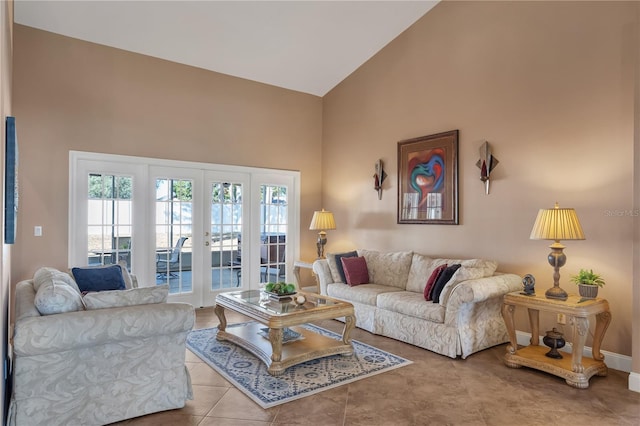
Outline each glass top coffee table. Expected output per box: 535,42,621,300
214,290,355,376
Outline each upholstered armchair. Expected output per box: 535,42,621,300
9,265,195,426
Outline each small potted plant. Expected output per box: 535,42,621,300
570,269,605,299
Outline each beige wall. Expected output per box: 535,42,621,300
323,1,638,358
12,25,323,281
0,1,12,421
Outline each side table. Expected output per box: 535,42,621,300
293,260,318,293
501,292,611,389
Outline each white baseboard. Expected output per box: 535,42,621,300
629,372,640,393
515,331,634,379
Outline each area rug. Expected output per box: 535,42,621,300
186,323,412,408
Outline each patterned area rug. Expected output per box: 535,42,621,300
186,323,412,408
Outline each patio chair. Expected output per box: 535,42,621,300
156,237,188,280
260,236,286,282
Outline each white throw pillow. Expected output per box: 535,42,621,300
83,285,169,310
437,259,499,306
34,279,84,315
33,267,81,294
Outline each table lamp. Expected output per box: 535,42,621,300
530,202,585,300
309,209,336,259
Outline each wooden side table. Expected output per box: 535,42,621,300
293,260,318,293
501,292,611,389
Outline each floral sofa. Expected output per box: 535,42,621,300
9,264,195,426
313,250,522,359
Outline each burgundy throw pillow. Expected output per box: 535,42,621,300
424,264,448,301
341,256,370,286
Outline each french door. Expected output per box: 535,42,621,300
70,152,299,308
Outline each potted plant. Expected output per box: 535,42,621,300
570,269,605,299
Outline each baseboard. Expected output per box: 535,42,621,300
515,331,632,374
629,372,640,393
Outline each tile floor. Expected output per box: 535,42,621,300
114,307,640,426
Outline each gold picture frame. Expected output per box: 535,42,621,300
397,130,459,224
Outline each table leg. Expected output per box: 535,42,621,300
293,264,302,288
269,327,283,363
570,316,589,373
592,310,611,362
214,304,227,340
501,303,517,354
527,308,539,346
342,315,355,351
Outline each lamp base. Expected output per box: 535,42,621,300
545,285,568,301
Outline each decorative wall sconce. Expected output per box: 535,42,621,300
373,159,387,200
475,141,499,194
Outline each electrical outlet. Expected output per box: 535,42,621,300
557,313,566,325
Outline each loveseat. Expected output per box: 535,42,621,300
313,250,522,359
9,264,195,426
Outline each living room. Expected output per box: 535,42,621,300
0,0,639,424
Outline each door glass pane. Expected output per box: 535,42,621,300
260,185,287,284
155,178,193,294
87,174,132,270
210,182,243,290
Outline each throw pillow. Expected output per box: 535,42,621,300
72,265,127,292
83,285,169,310
424,264,448,301
341,256,370,286
431,264,462,303
334,251,358,283
327,251,358,283
34,279,84,315
33,267,81,294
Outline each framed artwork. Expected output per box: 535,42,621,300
5,116,18,244
397,130,458,224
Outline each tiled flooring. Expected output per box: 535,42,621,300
116,307,640,426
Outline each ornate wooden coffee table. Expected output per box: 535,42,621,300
214,290,355,376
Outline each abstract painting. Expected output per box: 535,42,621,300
397,130,458,224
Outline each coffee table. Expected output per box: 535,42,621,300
214,290,355,376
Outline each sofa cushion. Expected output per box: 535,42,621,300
406,253,437,293
358,249,413,289
342,256,369,286
83,285,169,310
377,291,445,323
34,278,84,315
424,264,447,301
326,283,401,306
72,265,128,292
326,251,358,283
432,264,462,303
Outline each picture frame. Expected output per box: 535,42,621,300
397,130,458,224
5,116,18,244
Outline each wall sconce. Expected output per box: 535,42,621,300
476,141,499,194
309,209,336,259
373,159,387,200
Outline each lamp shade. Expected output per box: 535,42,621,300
309,209,336,231
530,202,585,242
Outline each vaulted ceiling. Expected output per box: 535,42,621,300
14,1,438,96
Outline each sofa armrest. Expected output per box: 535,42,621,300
444,273,522,326
312,259,333,295
13,302,195,357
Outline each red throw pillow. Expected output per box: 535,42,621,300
424,264,448,301
341,256,370,286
